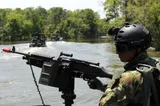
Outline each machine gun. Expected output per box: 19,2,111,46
3,46,113,106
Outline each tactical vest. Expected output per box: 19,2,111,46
108,59,160,106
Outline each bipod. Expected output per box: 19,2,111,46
60,77,76,106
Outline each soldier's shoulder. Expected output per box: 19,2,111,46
120,70,142,84
121,70,141,77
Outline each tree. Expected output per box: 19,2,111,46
78,9,99,38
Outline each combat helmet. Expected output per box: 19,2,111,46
108,23,152,52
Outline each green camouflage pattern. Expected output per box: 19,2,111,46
99,52,157,106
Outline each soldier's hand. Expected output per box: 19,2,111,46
87,78,107,92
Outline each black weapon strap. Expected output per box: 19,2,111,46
28,58,46,106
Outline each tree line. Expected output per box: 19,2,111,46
0,7,108,42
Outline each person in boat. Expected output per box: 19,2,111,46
88,23,160,106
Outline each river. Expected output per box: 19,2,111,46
0,41,159,106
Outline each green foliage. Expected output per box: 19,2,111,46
104,0,121,22
0,6,113,43
103,0,160,51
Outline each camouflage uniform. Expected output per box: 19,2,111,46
99,52,157,106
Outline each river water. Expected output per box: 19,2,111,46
0,41,159,106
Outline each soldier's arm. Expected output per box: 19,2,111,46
99,71,142,106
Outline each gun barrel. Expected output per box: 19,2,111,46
3,48,29,56
13,51,29,56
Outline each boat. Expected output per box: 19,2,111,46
29,36,47,47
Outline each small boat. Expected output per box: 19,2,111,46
29,36,47,47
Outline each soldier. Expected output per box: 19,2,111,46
88,23,160,106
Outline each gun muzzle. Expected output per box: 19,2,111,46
3,46,15,53
2,48,11,53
